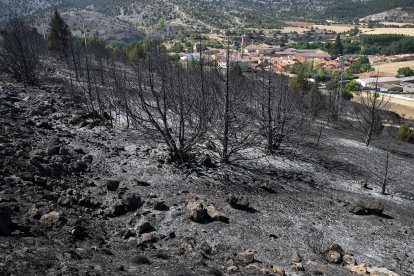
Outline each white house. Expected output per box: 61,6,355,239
356,77,400,88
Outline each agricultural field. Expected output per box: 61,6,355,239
312,24,370,33
362,27,414,36
380,21,411,27
282,22,414,36
374,60,414,75
353,93,414,120
386,95,414,120
281,26,309,33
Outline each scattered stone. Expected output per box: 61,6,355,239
106,179,120,191
227,195,249,211
324,244,345,264
121,192,142,211
140,233,157,243
153,201,169,211
359,179,369,189
112,203,128,217
346,263,369,275
246,263,259,270
343,255,356,265
237,250,254,265
186,198,206,223
291,262,305,271
347,202,366,215
366,201,384,216
27,205,41,219
227,266,239,273
272,265,286,276
70,225,88,240
40,211,62,223
291,250,302,263
134,217,154,234
206,205,226,222
225,257,235,267
167,231,176,239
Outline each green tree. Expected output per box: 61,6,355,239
185,41,193,52
47,9,71,53
344,80,361,92
350,56,373,73
399,124,414,143
397,67,414,77
170,42,184,53
289,69,310,92
334,34,344,57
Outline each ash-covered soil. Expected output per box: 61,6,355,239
0,80,413,276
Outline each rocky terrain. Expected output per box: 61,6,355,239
1,75,414,276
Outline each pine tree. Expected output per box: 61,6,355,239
47,9,71,53
335,34,343,57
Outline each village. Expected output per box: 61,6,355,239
176,41,414,96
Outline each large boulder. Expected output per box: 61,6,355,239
366,201,384,216
206,205,227,222
186,198,206,223
346,202,366,215
227,195,249,211
122,192,142,211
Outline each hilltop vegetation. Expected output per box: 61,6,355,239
1,0,414,28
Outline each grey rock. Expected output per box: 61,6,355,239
346,202,366,215
106,179,120,191
134,217,154,234
122,193,142,211
227,195,250,210
112,203,128,217
324,244,345,264
291,250,302,263
366,201,384,216
186,198,206,223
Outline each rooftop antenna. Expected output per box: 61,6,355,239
241,32,245,55
335,55,345,120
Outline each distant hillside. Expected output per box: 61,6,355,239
327,0,414,21
1,0,414,29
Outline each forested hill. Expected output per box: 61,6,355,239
1,0,414,26
326,0,414,21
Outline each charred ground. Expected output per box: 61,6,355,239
0,74,413,276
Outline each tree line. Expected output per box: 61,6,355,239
361,34,414,55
